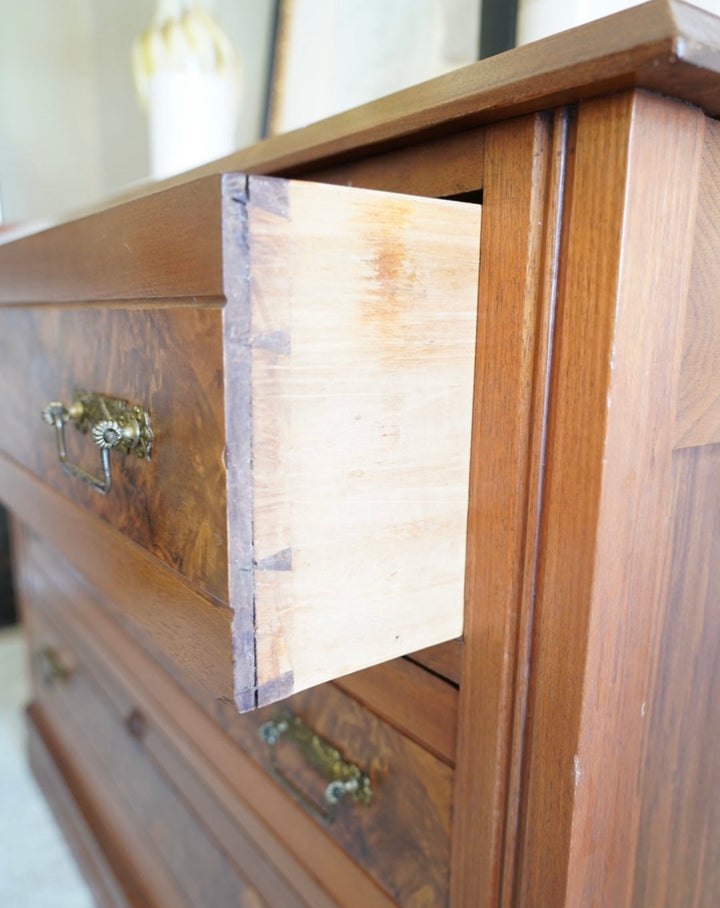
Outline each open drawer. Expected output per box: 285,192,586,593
0,174,480,710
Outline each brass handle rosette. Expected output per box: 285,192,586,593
42,390,153,495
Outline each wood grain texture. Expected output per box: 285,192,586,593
675,117,720,448
27,612,271,908
0,176,225,303
516,91,703,907
309,127,485,198
75,1,720,199
0,306,228,601
23,532,366,908
21,530,412,908
334,656,458,766
3,463,235,709
449,111,562,908
632,444,720,908
223,174,482,708
218,683,454,908
20,521,451,907
407,641,462,687
27,700,190,908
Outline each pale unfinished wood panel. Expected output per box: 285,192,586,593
223,175,482,709
675,117,720,448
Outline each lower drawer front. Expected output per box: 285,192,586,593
217,685,454,907
25,606,311,908
18,522,455,907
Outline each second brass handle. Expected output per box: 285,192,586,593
259,711,373,823
42,390,153,496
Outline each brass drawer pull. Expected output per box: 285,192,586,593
259,711,373,823
42,390,153,495
35,646,73,687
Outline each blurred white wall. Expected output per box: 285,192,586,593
0,1,276,225
517,0,720,45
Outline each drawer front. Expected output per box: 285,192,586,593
19,521,454,907
0,305,228,601
217,681,454,906
25,604,315,908
0,172,481,712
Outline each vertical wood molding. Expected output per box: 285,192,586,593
450,111,564,908
516,90,704,906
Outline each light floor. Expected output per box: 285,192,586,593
0,624,94,907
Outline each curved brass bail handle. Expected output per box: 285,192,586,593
41,391,153,496
259,711,373,824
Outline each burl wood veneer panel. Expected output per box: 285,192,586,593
216,681,454,907
0,305,228,601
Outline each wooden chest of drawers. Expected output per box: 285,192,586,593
2,3,720,906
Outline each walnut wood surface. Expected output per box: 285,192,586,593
0,176,226,302
218,684,454,908
515,91,704,906
73,1,720,207
334,657,457,766
18,523,420,908
27,703,188,907
407,641,462,687
0,305,228,601
449,111,564,908
27,608,273,908
632,444,720,907
3,461,235,708
675,117,720,448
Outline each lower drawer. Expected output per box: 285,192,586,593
16,521,455,907
25,604,320,908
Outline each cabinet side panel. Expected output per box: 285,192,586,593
632,444,720,908
675,118,720,448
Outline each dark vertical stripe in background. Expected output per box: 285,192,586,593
481,0,518,59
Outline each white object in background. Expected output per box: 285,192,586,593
147,69,238,178
133,1,242,179
517,0,720,46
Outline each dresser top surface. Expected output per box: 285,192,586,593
163,0,720,181
1,0,718,244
